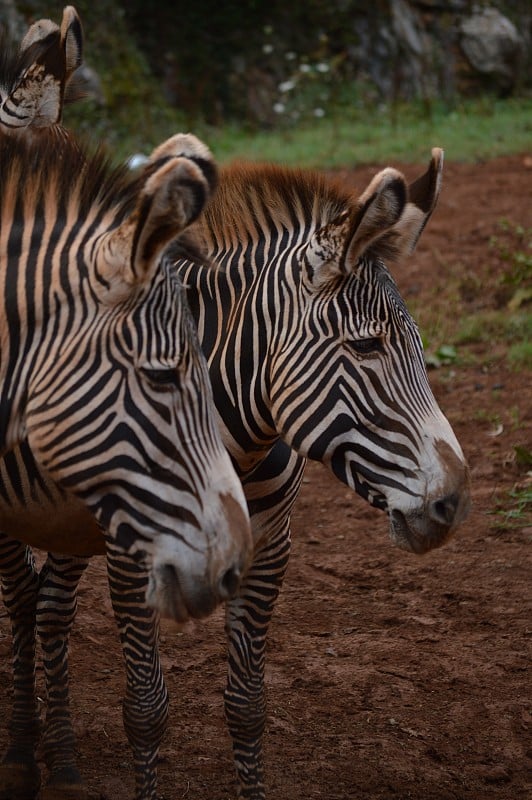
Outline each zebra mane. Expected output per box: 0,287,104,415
202,161,354,241
0,130,139,221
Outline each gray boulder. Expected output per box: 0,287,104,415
460,6,525,92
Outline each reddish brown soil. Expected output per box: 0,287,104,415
1,154,531,800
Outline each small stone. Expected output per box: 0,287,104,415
479,765,511,784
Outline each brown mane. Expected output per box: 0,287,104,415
201,161,355,246
0,131,138,223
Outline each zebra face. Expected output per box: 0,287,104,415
269,151,470,553
98,265,253,619
1,131,252,622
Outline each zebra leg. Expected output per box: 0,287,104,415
106,544,167,800
0,535,41,800
37,553,89,800
225,522,291,800
224,442,304,799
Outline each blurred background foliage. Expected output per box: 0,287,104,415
0,1,530,164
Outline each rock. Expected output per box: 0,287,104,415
460,7,525,92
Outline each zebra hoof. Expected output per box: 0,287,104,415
0,760,41,799
41,769,88,800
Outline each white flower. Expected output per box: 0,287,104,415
285,51,297,61
263,43,274,54
316,62,330,73
278,80,295,93
313,107,325,118
273,102,285,114
299,63,311,73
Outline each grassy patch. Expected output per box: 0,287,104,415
192,97,532,168
508,341,532,370
63,79,532,168
453,310,531,347
413,218,531,371
490,480,532,533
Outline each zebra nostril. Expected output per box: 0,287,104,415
430,492,460,526
218,565,242,600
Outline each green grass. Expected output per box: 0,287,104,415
508,340,532,370
411,218,531,371
490,482,532,533
65,90,532,169
200,97,532,168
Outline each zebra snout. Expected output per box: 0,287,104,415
217,562,243,601
148,561,219,622
429,491,460,527
389,482,470,555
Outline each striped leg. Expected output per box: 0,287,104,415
224,442,304,800
0,535,41,800
37,553,89,800
106,544,167,800
225,523,291,800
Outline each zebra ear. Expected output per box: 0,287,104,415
1,6,83,131
305,167,407,287
305,150,444,287
95,135,216,304
60,6,84,81
362,148,444,263
21,6,83,78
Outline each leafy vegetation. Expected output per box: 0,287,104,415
15,1,530,168
490,480,532,532
414,218,531,373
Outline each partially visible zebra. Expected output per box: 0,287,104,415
0,9,251,800
175,152,471,798
0,5,82,135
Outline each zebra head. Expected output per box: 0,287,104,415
269,150,470,553
0,5,82,135
0,132,252,622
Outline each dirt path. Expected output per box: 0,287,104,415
0,153,530,800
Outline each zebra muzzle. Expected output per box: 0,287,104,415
149,557,245,622
389,492,470,555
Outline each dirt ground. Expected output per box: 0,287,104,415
0,154,531,800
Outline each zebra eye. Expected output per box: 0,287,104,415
346,337,383,356
141,367,181,389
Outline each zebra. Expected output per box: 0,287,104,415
174,150,471,798
0,10,251,800
1,8,469,797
